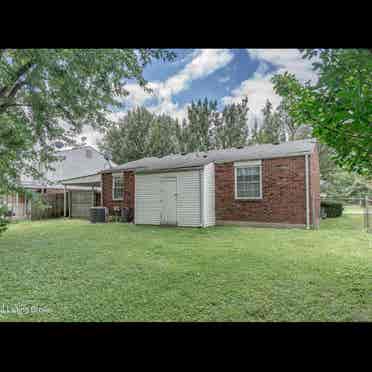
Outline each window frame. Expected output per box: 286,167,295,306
112,173,124,201
234,160,263,200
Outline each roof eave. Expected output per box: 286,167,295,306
135,165,204,175
213,151,313,164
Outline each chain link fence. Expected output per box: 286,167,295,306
320,195,372,232
364,197,372,233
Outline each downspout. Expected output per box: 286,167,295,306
100,174,103,206
305,154,310,229
64,185,67,217
199,168,204,228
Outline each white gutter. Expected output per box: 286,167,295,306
305,154,310,229
100,174,103,206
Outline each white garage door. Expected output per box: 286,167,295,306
135,170,201,227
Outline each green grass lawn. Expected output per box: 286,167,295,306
343,205,365,214
0,215,371,322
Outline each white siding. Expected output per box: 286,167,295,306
176,171,201,227
20,146,113,189
135,170,201,227
135,174,161,225
203,163,215,227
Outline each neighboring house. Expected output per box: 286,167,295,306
4,146,113,219
100,139,320,229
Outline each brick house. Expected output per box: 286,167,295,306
100,139,320,229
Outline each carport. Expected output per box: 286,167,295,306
61,173,102,218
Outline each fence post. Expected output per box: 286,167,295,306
365,196,369,231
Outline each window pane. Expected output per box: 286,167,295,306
237,183,260,198
236,165,261,198
113,175,124,199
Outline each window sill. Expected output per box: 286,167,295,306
112,198,123,201
235,197,263,201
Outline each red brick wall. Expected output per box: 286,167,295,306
102,171,135,214
215,156,308,225
124,171,135,209
309,146,321,227
101,153,320,226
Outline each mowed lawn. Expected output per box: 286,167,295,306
0,215,371,322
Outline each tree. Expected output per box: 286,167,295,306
250,116,265,144
185,98,219,152
263,100,281,143
175,118,189,154
99,107,180,164
252,99,283,144
272,49,372,176
0,49,175,195
147,114,180,158
322,169,372,199
214,97,249,149
276,98,312,141
0,205,9,236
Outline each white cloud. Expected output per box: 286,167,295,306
62,50,234,147
159,48,233,97
222,71,281,118
218,75,230,83
77,49,318,146
148,99,189,123
248,49,315,82
122,49,234,120
222,49,317,121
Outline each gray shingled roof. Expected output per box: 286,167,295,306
102,139,317,174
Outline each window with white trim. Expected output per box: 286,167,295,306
234,161,262,199
112,174,124,200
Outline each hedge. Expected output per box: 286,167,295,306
0,205,9,236
320,201,344,218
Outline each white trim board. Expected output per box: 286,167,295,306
234,160,263,200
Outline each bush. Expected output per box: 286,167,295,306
321,201,344,218
0,205,9,236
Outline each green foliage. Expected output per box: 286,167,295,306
272,49,372,176
321,167,372,198
260,99,282,144
276,98,312,141
148,114,181,158
248,99,312,145
321,201,344,218
214,96,249,149
0,204,9,236
99,107,180,164
101,96,253,164
185,97,251,151
0,49,175,193
184,98,219,152
176,119,189,154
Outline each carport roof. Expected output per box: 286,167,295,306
60,173,101,188
101,139,317,174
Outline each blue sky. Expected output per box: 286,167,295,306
141,49,264,109
85,49,316,146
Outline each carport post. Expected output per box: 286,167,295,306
64,185,67,217
91,186,95,207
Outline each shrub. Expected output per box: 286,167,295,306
321,201,344,218
0,205,9,236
